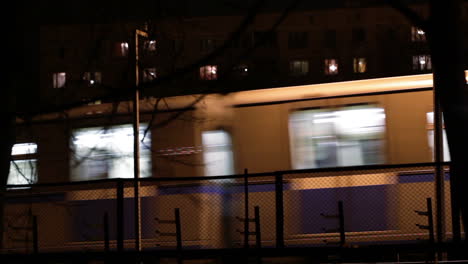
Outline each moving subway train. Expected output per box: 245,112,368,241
4,73,466,252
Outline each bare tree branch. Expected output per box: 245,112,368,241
386,0,429,32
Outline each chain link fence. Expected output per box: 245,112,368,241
2,163,458,254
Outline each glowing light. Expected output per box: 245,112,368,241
12,143,37,155
329,64,338,72
417,29,425,35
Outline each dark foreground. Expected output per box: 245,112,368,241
1,241,468,264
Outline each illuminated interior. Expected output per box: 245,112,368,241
8,143,38,185
70,124,151,181
202,130,234,176
289,105,386,169
426,111,450,162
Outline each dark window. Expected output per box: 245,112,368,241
288,32,308,49
233,64,249,77
324,30,336,48
253,31,277,48
200,39,216,52
352,28,366,43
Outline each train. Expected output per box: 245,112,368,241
4,72,466,252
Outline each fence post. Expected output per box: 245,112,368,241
104,212,110,252
32,215,38,254
255,206,261,249
338,201,345,247
415,197,435,244
175,208,183,264
175,208,182,251
427,198,435,244
275,173,284,248
244,168,249,249
117,179,124,253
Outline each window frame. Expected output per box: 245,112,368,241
8,143,38,186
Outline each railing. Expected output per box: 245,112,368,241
1,162,461,256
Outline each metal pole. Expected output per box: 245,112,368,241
427,198,435,244
338,201,345,247
175,208,183,264
175,208,182,251
104,212,110,252
117,179,124,253
244,168,249,249
275,173,284,248
255,206,261,249
433,91,446,243
32,215,38,254
133,29,147,252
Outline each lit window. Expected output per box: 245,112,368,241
200,65,218,80
325,59,339,75
289,105,386,169
53,72,66,88
426,112,450,162
353,58,367,73
413,55,432,71
8,143,38,186
145,40,157,52
288,31,308,49
83,72,102,86
115,42,129,57
202,130,234,176
200,39,216,52
411,26,426,42
70,124,151,181
289,60,309,76
142,68,157,82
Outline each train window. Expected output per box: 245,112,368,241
289,105,385,169
426,112,450,162
202,130,234,176
8,143,38,185
70,124,152,181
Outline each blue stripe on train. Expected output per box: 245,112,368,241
398,172,450,183
298,184,395,234
158,182,291,195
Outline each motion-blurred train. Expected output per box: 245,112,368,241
4,72,466,252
